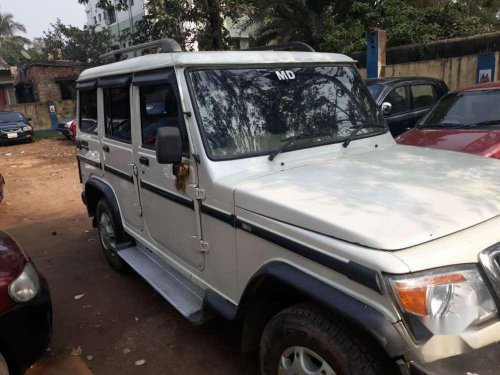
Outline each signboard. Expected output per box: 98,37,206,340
477,53,496,84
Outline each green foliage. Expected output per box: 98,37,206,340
0,36,46,65
41,20,113,64
0,12,26,37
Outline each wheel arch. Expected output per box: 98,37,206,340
234,261,408,359
84,178,122,231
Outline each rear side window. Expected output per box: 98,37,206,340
104,87,131,143
79,89,98,135
385,86,408,115
411,85,437,109
139,84,187,152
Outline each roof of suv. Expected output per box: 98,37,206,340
79,51,354,81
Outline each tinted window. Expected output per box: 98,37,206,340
385,87,408,115
104,86,131,142
79,89,98,134
411,84,436,109
421,90,500,128
140,84,181,149
189,66,386,160
367,83,383,99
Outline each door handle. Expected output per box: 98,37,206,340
139,156,149,166
102,145,110,153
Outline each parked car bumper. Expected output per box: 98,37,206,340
0,271,52,373
0,130,33,144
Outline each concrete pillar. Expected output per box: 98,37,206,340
366,28,386,79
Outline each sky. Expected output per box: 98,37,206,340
0,0,87,40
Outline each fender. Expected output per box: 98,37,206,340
84,178,123,232
206,261,408,359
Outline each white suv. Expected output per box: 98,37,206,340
77,39,500,375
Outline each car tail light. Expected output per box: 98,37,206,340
70,120,77,139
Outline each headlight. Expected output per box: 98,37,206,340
8,263,40,303
389,266,497,336
22,125,32,131
64,123,71,128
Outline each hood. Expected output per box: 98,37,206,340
397,128,500,159
234,146,500,250
0,121,26,129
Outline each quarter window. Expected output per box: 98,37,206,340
411,85,437,109
385,87,408,115
139,84,187,151
79,89,98,135
104,86,131,143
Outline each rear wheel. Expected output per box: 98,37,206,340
0,353,9,375
260,303,396,375
96,199,128,273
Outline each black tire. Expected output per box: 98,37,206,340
96,198,128,273
260,303,397,375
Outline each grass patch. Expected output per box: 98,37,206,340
34,130,60,140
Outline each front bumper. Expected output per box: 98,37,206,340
408,341,500,374
0,131,33,144
0,273,52,373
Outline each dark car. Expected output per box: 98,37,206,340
57,117,76,140
0,230,51,374
366,77,448,137
0,112,34,145
396,81,500,159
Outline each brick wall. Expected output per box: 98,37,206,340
25,65,83,102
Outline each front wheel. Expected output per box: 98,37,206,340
260,303,396,375
96,199,128,273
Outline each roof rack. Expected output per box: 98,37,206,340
246,42,315,52
100,38,182,64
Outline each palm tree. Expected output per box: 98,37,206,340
0,13,26,37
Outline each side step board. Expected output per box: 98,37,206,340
117,245,209,324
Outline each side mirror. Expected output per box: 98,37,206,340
26,117,32,122
155,127,183,165
381,102,392,117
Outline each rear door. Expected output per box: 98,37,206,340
100,75,143,231
133,69,203,270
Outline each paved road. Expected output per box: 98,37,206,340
0,137,258,375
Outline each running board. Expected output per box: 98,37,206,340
117,245,209,324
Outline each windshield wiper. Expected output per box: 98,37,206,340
469,120,500,127
268,131,329,161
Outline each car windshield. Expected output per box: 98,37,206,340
0,112,25,123
367,83,383,99
189,65,386,160
420,89,500,129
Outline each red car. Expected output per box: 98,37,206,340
396,82,500,159
0,230,52,374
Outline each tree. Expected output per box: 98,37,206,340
0,12,26,37
41,20,112,64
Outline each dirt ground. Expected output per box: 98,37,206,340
0,137,258,375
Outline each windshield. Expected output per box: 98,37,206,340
420,90,500,128
367,83,383,99
189,65,386,160
0,112,25,123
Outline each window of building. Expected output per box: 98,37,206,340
140,84,187,151
98,14,102,22
106,7,116,24
58,80,76,100
79,89,98,135
94,16,97,24
104,86,131,142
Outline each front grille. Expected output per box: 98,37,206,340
479,244,500,299
0,127,23,134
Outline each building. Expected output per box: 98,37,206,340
85,0,146,49
0,58,17,107
14,62,86,103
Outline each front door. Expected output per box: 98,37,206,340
101,77,143,231
133,69,203,270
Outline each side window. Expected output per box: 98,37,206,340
384,86,408,115
139,84,187,151
79,89,98,135
104,86,131,143
411,84,437,109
